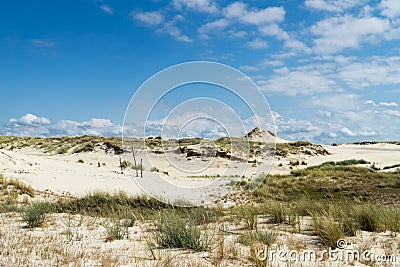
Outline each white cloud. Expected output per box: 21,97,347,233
259,24,311,53
198,19,229,39
100,5,114,15
310,94,360,110
30,39,57,47
2,114,121,137
223,2,285,25
359,128,377,137
131,11,164,26
10,113,51,126
338,57,400,88
173,0,218,13
247,38,268,49
163,15,192,42
365,100,398,107
380,0,400,18
305,0,365,12
311,14,391,54
239,65,259,72
340,126,356,136
261,69,337,96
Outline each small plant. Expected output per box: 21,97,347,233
22,202,53,228
120,160,131,169
268,201,287,224
77,159,84,163
237,205,258,230
150,166,159,172
105,221,129,242
154,210,210,252
132,163,145,171
238,230,278,246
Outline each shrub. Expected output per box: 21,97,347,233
77,159,84,163
22,202,53,228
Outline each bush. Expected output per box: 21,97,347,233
77,159,84,163
22,202,53,228
154,211,210,252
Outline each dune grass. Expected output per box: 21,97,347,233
254,165,400,204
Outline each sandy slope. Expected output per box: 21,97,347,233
0,143,399,197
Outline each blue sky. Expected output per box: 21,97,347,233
1,0,399,143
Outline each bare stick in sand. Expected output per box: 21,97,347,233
132,146,138,177
119,156,123,174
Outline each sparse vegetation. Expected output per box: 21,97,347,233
154,210,211,252
105,221,129,241
312,214,345,248
238,230,278,246
22,201,53,228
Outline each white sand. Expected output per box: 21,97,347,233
0,143,399,198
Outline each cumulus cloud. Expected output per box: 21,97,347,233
311,14,391,54
223,2,285,25
172,0,218,13
261,68,337,96
1,114,121,137
163,15,192,42
10,113,51,126
338,57,400,88
380,0,400,18
246,38,268,49
198,19,229,39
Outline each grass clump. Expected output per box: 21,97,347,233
154,210,210,252
238,230,278,246
266,201,287,223
22,201,53,228
312,215,344,248
353,204,381,232
237,205,258,230
54,191,168,218
105,221,129,242
150,166,159,172
305,159,370,170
